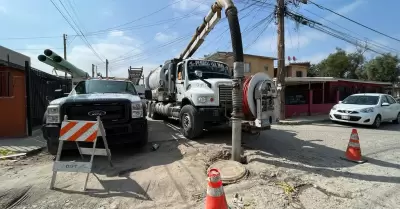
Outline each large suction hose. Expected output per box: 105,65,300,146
221,1,245,162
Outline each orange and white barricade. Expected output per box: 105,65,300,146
50,115,112,191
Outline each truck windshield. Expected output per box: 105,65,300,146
74,80,138,95
187,60,230,80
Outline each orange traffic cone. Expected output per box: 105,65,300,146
205,168,229,209
340,129,367,163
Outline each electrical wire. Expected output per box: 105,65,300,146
308,0,400,43
200,1,268,51
244,13,275,50
301,8,399,54
90,0,185,34
104,3,206,66
49,0,105,62
285,10,391,55
11,47,64,51
109,0,261,67
0,35,65,40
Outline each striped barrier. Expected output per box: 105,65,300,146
50,115,112,191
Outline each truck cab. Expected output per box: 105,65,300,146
42,79,148,155
176,59,233,112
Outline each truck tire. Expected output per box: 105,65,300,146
150,103,162,120
180,105,204,139
47,138,58,155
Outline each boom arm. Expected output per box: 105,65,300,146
179,0,239,60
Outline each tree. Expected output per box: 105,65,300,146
307,64,318,77
308,63,324,77
347,47,366,79
314,47,366,79
318,48,349,77
365,53,400,82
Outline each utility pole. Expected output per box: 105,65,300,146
92,64,95,77
106,59,109,78
63,34,67,78
277,0,286,120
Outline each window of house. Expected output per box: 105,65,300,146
274,68,277,77
264,65,268,72
0,71,12,97
244,62,251,73
296,71,303,77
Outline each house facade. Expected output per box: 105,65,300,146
205,51,276,78
206,51,310,79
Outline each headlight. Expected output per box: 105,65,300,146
197,97,207,103
360,107,374,113
331,105,337,110
46,105,60,123
131,102,143,118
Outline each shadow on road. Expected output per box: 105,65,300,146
53,173,152,200
54,119,184,198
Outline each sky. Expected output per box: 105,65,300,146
1,0,400,78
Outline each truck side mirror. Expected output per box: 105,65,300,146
144,90,152,100
54,89,63,99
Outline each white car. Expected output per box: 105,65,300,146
329,93,400,128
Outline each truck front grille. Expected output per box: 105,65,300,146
219,85,232,105
62,102,129,124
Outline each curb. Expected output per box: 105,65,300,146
278,119,331,125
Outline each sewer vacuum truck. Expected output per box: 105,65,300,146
144,0,278,140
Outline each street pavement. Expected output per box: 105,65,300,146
0,119,398,209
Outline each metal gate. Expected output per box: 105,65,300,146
29,67,71,128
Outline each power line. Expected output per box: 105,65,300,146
244,13,275,50
91,0,185,34
285,10,391,55
308,0,400,43
107,1,261,66
98,4,207,65
50,0,105,62
11,47,64,51
58,0,106,61
301,7,399,54
0,35,65,40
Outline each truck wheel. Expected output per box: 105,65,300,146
150,103,162,120
147,101,151,117
47,138,58,155
180,105,204,139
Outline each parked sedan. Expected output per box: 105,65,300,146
329,93,400,128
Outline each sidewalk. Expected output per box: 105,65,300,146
278,114,330,125
0,128,46,159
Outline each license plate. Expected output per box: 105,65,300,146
342,115,350,120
